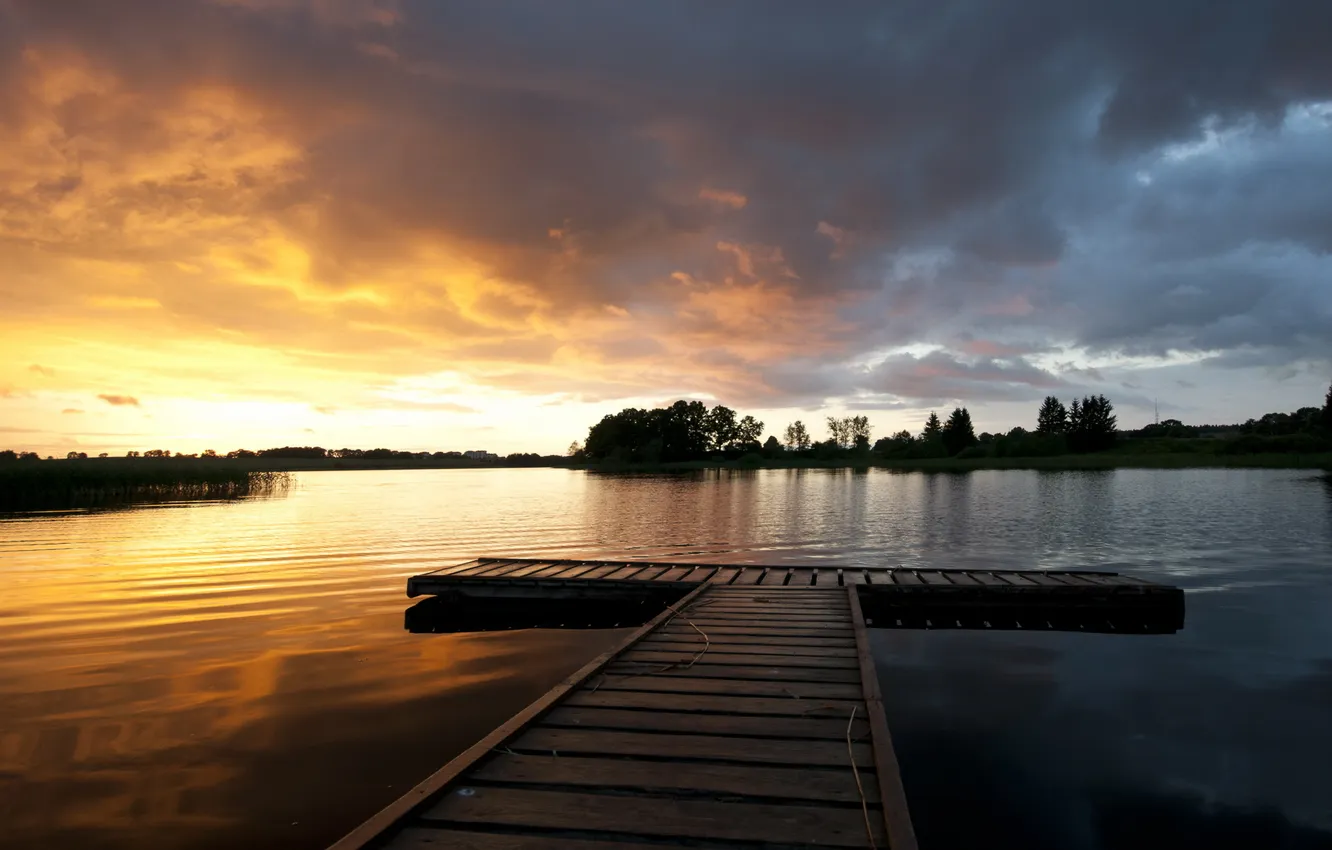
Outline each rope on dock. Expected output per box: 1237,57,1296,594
847,706,877,850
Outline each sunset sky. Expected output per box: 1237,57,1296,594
2,0,1330,456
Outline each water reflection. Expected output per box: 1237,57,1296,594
1,467,1329,849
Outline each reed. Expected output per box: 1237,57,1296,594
0,459,292,511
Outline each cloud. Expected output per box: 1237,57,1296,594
28,364,54,376
97,394,140,407
61,408,84,414
0,0,1329,431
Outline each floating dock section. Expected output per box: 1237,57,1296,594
332,558,1184,849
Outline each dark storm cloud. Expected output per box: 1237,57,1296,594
4,0,1331,406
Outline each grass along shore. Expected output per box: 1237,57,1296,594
0,458,292,511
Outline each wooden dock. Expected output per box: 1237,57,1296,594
333,582,918,849
331,558,1184,849
407,558,1186,634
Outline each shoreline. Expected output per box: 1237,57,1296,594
569,453,1332,473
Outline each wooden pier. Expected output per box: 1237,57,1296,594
331,558,1184,849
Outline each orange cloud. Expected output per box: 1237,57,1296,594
699,187,747,209
98,394,140,407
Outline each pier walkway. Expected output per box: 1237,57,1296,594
332,582,917,849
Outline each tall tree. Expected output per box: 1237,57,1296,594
704,405,738,451
783,421,811,451
921,411,943,442
1036,396,1068,434
1323,382,1332,430
849,415,872,448
941,407,978,456
826,416,850,449
735,415,764,448
1068,395,1117,452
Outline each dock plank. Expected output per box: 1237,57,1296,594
422,787,885,848
564,688,865,717
540,705,871,741
589,673,863,700
633,639,859,658
604,661,863,685
512,727,875,768
471,752,877,803
390,827,660,849
651,629,857,648
619,649,860,669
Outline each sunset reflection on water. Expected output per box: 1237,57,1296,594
2,468,1329,850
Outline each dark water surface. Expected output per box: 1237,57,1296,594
1,468,1329,849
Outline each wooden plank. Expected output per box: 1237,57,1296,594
732,567,767,585
759,568,794,586
604,661,863,685
619,649,861,669
993,571,1040,585
845,569,869,585
651,630,857,648
470,752,878,804
513,727,875,768
688,604,851,615
968,571,1010,586
588,674,863,700
684,602,852,614
938,570,980,586
655,624,857,638
539,706,871,741
423,558,486,577
523,563,575,579
565,688,865,718
422,787,885,848
539,563,596,579
651,565,696,582
389,827,657,849
848,585,919,850
469,560,528,578
566,564,621,580
888,570,925,586
684,617,856,631
916,571,954,586
706,566,743,584
633,639,859,658
325,582,711,850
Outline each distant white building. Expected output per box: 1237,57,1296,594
463,450,498,461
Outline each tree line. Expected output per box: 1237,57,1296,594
0,446,565,465
576,381,1332,464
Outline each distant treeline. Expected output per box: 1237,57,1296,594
576,382,1332,464
0,446,566,466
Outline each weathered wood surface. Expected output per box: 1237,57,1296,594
408,557,1186,633
330,584,915,850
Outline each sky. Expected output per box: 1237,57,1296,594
2,0,1330,456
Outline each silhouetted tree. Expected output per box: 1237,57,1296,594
827,416,850,449
1324,383,1332,431
0,450,16,462
125,451,141,458
66,451,88,459
849,415,871,448
1068,395,1118,452
921,412,943,441
762,435,782,454
941,407,978,456
704,404,738,451
1036,396,1068,434
567,441,582,457
735,415,764,448
583,400,750,462
202,449,218,458
783,421,811,451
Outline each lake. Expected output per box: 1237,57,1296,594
2,468,1330,849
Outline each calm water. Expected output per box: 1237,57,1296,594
1,468,1330,849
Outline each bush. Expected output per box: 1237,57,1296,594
954,445,991,460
